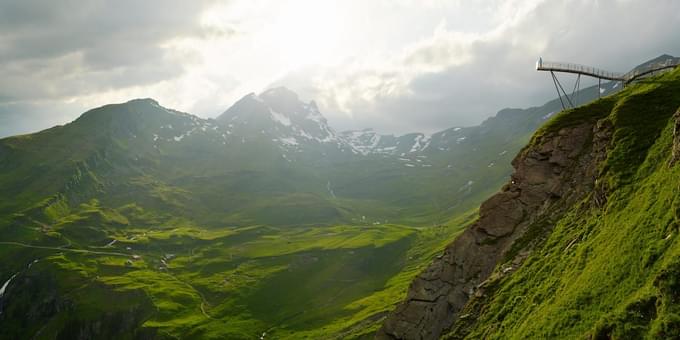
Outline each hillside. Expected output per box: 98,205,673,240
0,86,552,338
1,55,674,339
0,88,546,229
379,66,680,339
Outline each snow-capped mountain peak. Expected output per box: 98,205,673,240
339,129,434,156
216,87,454,158
216,88,340,151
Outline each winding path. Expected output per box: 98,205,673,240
0,241,129,257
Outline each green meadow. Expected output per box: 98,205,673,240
0,198,476,339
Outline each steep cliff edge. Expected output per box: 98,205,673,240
379,68,680,339
671,109,680,166
0,261,157,339
378,99,614,340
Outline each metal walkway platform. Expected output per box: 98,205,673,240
536,60,623,81
535,57,680,110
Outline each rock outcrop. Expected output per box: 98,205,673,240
378,118,613,339
670,109,680,166
0,268,156,339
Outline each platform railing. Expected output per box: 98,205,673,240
537,58,680,83
536,60,624,80
622,58,680,83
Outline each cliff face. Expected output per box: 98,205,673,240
0,265,157,340
671,109,680,165
378,116,612,339
379,67,680,340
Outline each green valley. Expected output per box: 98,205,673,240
0,195,475,339
3,2,680,339
0,86,527,339
1,29,678,339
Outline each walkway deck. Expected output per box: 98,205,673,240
536,58,679,84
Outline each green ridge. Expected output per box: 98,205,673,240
447,68,680,340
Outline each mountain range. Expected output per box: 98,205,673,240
0,83,554,229
0,55,677,339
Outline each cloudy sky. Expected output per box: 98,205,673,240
1,0,679,137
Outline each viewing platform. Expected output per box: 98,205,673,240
535,56,679,110
536,59,623,81
536,57,680,84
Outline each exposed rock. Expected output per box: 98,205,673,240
670,109,680,166
0,269,156,340
377,119,613,339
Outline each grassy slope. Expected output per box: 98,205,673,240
0,98,510,338
447,69,680,339
0,196,477,339
0,68,592,338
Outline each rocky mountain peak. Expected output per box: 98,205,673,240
216,88,340,151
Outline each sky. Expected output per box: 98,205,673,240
1,0,680,137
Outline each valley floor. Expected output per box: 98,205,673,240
0,209,475,339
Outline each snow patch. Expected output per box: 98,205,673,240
327,181,336,198
542,111,556,120
458,180,474,192
410,134,431,153
279,137,299,146
297,129,314,140
270,108,292,126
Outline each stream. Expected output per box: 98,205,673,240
0,260,38,314
0,274,16,298
0,273,17,314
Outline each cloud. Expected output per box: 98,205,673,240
1,0,680,138
276,0,680,134
0,0,230,137
0,0,217,104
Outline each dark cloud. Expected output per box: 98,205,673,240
0,0,216,103
2,0,680,138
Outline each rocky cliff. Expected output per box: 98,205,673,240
671,109,680,166
379,67,680,339
378,111,612,339
0,263,157,340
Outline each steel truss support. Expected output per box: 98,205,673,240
550,71,574,111
570,74,581,105
550,72,587,111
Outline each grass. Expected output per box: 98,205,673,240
0,202,473,339
0,58,575,338
446,68,680,339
